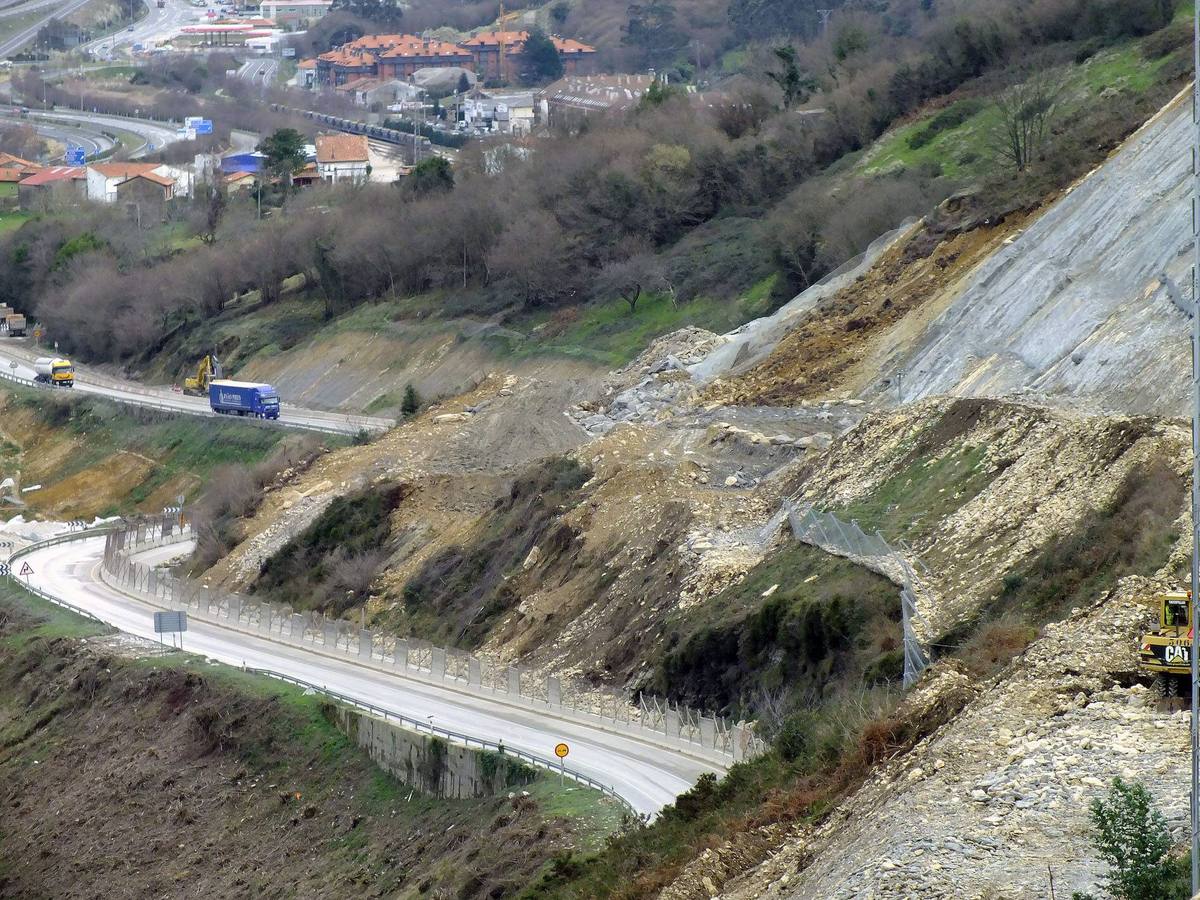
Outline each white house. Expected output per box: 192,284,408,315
85,162,174,203
315,133,370,183
462,92,536,134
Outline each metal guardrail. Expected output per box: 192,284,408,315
8,525,118,623
247,667,640,818
0,361,385,437
9,524,644,814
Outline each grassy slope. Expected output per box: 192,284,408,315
0,581,624,898
0,386,332,518
859,41,1180,181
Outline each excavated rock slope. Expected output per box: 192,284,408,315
718,571,1187,900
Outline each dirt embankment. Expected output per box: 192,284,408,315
0,600,606,900
702,204,1034,408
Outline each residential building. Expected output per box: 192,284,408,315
539,73,657,128
461,31,595,82
261,0,331,27
17,166,86,212
308,31,594,87
85,162,173,204
117,173,175,224
0,153,41,178
375,37,473,80
223,170,257,193
297,57,317,88
315,133,369,183
462,92,536,134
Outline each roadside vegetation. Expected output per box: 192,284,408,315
0,0,1185,379
0,387,328,519
0,581,624,899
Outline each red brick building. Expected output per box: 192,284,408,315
460,31,595,82
309,30,595,87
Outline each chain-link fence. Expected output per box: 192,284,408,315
783,501,931,688
103,521,767,765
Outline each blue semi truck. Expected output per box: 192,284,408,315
209,379,281,419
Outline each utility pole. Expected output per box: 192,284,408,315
1191,0,1200,890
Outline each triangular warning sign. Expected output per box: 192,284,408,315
19,562,32,576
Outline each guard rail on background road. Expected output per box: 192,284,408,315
8,525,119,623
0,362,382,437
101,522,765,766
248,667,640,818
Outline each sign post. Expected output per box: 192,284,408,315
153,610,188,651
554,742,569,786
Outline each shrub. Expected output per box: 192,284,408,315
1141,21,1191,60
906,99,985,150
1075,777,1189,900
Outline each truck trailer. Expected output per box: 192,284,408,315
34,357,74,387
209,379,280,419
5,313,25,337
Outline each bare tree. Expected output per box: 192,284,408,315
991,75,1061,172
594,252,670,314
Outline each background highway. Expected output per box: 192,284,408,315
0,343,394,435
23,535,718,814
236,56,277,86
0,109,115,157
80,0,195,57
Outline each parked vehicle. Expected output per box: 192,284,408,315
209,379,280,419
6,313,26,336
33,357,74,387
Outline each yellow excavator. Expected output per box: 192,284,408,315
183,353,222,396
1139,590,1193,696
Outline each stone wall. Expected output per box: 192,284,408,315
328,704,537,800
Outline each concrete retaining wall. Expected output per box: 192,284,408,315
329,705,536,800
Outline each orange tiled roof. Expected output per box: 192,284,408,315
89,162,161,178
130,171,175,187
315,133,369,163
380,38,470,59
297,58,316,68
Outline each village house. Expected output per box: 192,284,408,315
85,162,176,204
17,166,86,212
315,133,370,183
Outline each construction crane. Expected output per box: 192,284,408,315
183,353,222,396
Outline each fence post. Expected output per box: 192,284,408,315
507,666,521,698
547,676,561,708
430,647,446,681
468,657,481,687
290,613,306,641
394,639,408,670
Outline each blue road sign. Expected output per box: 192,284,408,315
196,119,213,135
65,146,85,166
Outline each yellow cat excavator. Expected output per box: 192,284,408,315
183,353,222,396
1139,590,1193,696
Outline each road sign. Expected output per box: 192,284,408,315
0,564,10,577
32,328,41,340
554,742,569,785
154,610,187,633
18,561,32,576
196,119,213,135
65,145,85,166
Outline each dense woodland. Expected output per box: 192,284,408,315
0,0,1186,364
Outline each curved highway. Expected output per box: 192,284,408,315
22,535,718,814
0,345,394,435
0,111,115,158
33,109,182,157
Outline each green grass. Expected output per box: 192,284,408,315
523,780,627,852
502,276,777,368
860,35,1180,182
861,99,1000,179
0,211,29,233
7,385,340,510
0,578,110,646
836,443,992,543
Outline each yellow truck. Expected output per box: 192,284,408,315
1139,590,1193,696
33,356,73,387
